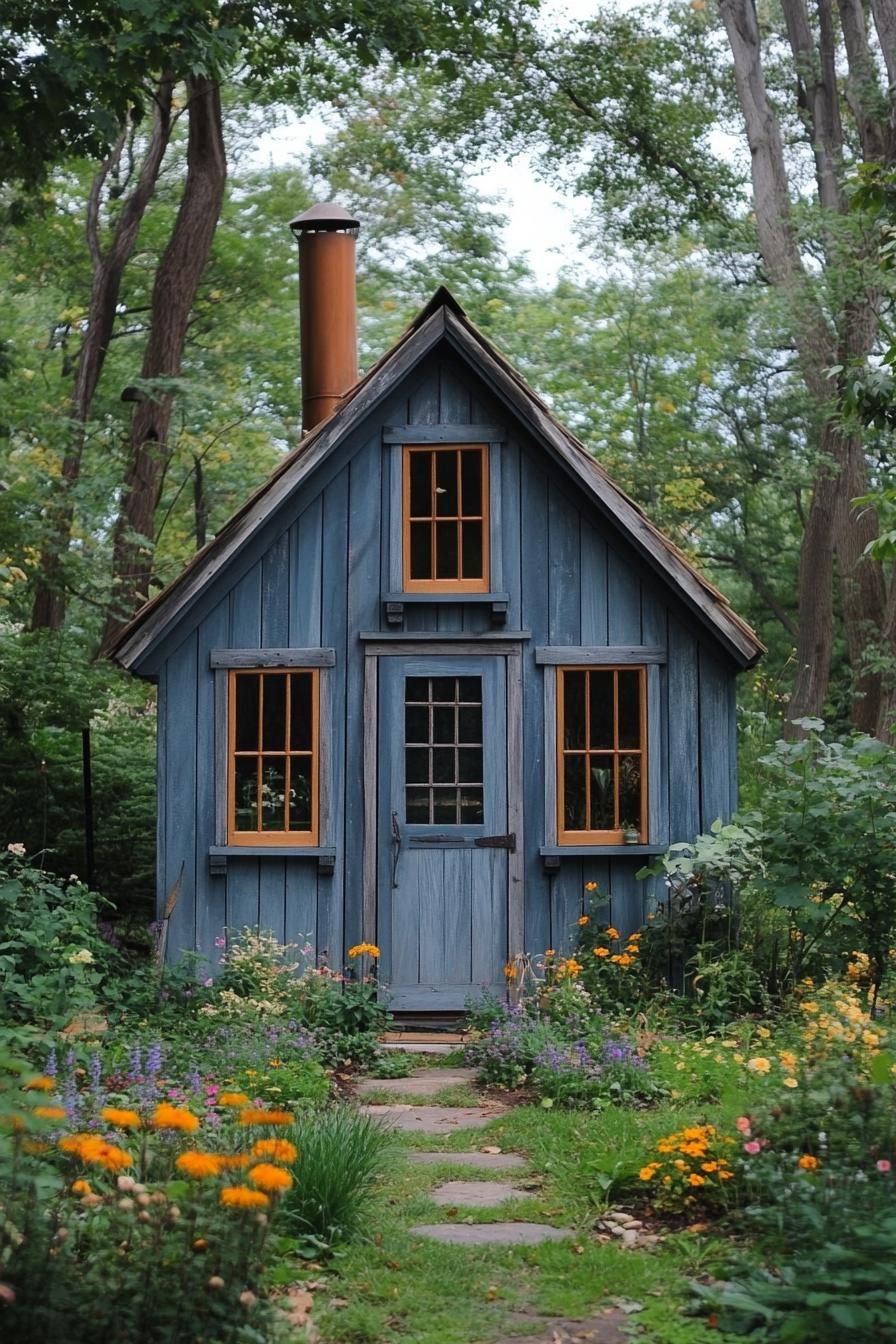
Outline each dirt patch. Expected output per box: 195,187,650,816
495,1308,636,1343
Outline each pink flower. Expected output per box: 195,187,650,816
877,1159,892,1173
736,1116,752,1136
203,977,213,987
214,936,226,949
743,1140,761,1155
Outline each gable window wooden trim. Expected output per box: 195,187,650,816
542,652,666,854
402,443,490,592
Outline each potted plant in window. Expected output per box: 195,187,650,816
621,820,641,845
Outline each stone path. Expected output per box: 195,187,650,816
358,1103,504,1133
407,1150,527,1170
430,1179,531,1206
408,1222,572,1246
356,1066,476,1097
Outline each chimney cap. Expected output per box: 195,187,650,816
289,202,360,237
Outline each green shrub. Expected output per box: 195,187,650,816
279,1106,393,1248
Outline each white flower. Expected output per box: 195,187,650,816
6,842,25,857
68,948,95,965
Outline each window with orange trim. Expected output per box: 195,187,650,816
403,444,489,591
557,666,646,843
228,668,319,844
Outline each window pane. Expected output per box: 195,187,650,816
406,677,429,702
405,704,428,744
618,671,641,749
458,705,482,742
409,521,431,580
290,672,313,751
457,677,480,702
289,756,312,831
588,670,614,749
406,787,430,824
460,788,484,824
563,754,587,831
409,451,431,517
262,674,286,751
406,747,429,784
233,757,258,831
458,747,482,783
235,674,259,752
461,520,483,579
432,747,455,783
435,451,458,516
563,671,586,749
431,677,455,701
260,757,287,830
589,755,616,830
432,789,458,824
619,755,642,830
461,449,482,515
432,705,455,744
435,521,458,578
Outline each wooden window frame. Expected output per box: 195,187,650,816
556,664,647,845
226,667,319,846
402,443,490,592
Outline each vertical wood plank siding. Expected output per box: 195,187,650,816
154,350,740,979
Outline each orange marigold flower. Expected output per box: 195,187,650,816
218,1092,250,1107
71,1179,92,1196
688,1173,706,1186
639,1165,659,1181
701,1162,719,1173
593,947,609,958
220,1185,269,1209
798,1154,819,1170
78,1138,133,1171
503,962,517,981
251,1138,297,1164
151,1103,199,1133
176,1151,225,1179
217,1154,251,1169
577,915,590,926
24,1076,55,1092
606,927,620,940
248,1162,292,1193
584,881,598,892
59,1133,93,1155
33,1105,66,1120
347,943,380,959
238,1108,293,1126
101,1107,141,1129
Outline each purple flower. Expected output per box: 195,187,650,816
146,1042,163,1076
45,1047,58,1078
130,1044,142,1077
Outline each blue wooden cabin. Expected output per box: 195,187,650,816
111,205,763,1010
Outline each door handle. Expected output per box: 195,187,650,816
391,811,401,888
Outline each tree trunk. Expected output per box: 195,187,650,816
102,77,226,648
30,77,174,631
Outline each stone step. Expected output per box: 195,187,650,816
407,1151,527,1171
409,1222,572,1246
357,1067,476,1097
379,1042,456,1055
359,1103,504,1133
431,1180,530,1207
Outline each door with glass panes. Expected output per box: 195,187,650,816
377,655,509,1010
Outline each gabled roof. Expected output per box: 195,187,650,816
110,287,764,672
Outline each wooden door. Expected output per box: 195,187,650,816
377,654,511,1010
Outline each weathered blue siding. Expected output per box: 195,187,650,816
155,348,740,978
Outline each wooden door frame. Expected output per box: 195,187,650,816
361,640,525,967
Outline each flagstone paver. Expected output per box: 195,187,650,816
359,1103,504,1133
409,1222,572,1246
407,1151,528,1170
356,1067,477,1097
495,1310,634,1344
430,1179,531,1206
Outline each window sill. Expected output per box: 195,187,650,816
383,593,510,627
539,843,666,872
208,846,336,877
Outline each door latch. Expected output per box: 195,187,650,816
391,811,401,888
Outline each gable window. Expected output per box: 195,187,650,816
557,666,646,843
228,668,319,844
403,444,489,591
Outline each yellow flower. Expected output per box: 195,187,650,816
756,1026,771,1039
746,1057,771,1074
577,915,590,926
101,1107,142,1129
218,1092,250,1107
701,1161,719,1173
503,962,517,980
593,947,609,958
616,954,634,967
176,1151,225,1179
347,943,380,959
220,1185,269,1209
238,1108,293,1126
559,957,582,978
688,1173,705,1186
584,881,598,892
24,1076,55,1092
798,1154,819,1170
639,1165,658,1181
783,1077,798,1088
248,1162,292,1193
251,1138,297,1164
33,1105,66,1120
151,1103,199,1133
778,1051,797,1071
606,927,620,940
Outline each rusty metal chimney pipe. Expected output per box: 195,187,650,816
289,203,360,435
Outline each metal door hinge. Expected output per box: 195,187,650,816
475,832,516,852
